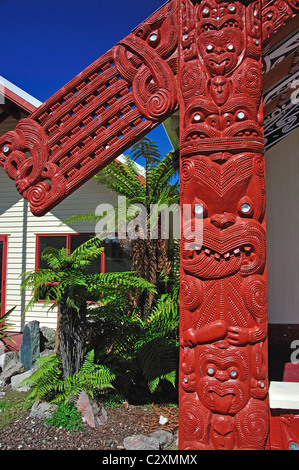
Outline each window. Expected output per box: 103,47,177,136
104,238,132,273
35,234,132,301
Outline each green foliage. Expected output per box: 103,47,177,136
135,337,179,393
0,389,31,430
0,306,17,346
21,236,105,313
28,138,181,401
22,350,116,404
44,402,83,432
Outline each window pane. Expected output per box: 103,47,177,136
104,239,132,273
39,236,67,269
71,234,102,274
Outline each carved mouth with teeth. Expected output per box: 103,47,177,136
199,382,246,415
182,220,266,279
184,243,254,279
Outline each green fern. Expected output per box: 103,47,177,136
135,337,178,393
23,353,63,401
22,350,116,404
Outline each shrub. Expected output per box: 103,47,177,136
44,402,83,432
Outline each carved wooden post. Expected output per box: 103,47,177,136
178,0,269,450
0,0,298,450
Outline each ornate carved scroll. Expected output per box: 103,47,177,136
262,0,299,44
178,0,269,450
0,1,179,216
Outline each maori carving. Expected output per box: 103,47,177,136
262,0,299,44
178,0,269,450
0,0,297,451
0,0,179,216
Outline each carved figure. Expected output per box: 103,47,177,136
178,0,269,450
0,0,297,451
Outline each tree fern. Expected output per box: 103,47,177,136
22,350,116,404
135,337,178,393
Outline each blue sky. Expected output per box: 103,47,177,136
1,0,173,157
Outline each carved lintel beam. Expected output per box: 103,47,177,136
0,0,180,216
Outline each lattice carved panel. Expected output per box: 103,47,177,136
0,1,179,215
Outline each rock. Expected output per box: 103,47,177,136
76,391,108,428
11,368,35,392
149,430,174,449
40,349,55,358
40,327,56,351
20,321,40,370
30,401,57,419
123,434,160,451
159,415,169,425
3,351,19,369
0,340,5,357
0,359,26,384
0,354,4,372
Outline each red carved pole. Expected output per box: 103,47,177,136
178,0,269,450
0,0,298,450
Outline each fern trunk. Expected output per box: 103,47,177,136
59,297,87,378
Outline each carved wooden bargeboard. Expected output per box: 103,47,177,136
0,0,298,450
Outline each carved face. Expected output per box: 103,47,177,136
210,415,235,450
198,26,244,75
181,153,266,279
210,76,230,106
197,344,250,415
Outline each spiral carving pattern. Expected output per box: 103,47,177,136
24,182,51,213
146,89,174,120
242,276,267,322
181,399,207,442
235,403,269,448
181,275,203,311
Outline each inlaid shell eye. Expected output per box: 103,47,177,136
2,145,11,155
206,44,214,52
227,44,234,51
195,204,204,215
150,33,158,42
207,364,216,376
241,203,251,214
238,197,254,218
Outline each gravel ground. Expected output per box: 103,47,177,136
0,389,179,451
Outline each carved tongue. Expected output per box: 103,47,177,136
211,391,233,414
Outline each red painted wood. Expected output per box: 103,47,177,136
0,1,179,216
178,0,269,450
0,0,298,450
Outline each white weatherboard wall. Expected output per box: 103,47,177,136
265,127,299,324
0,167,118,331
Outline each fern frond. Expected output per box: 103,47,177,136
136,337,178,392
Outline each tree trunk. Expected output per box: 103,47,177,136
59,297,87,378
54,303,61,353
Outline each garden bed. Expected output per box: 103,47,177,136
0,386,178,450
